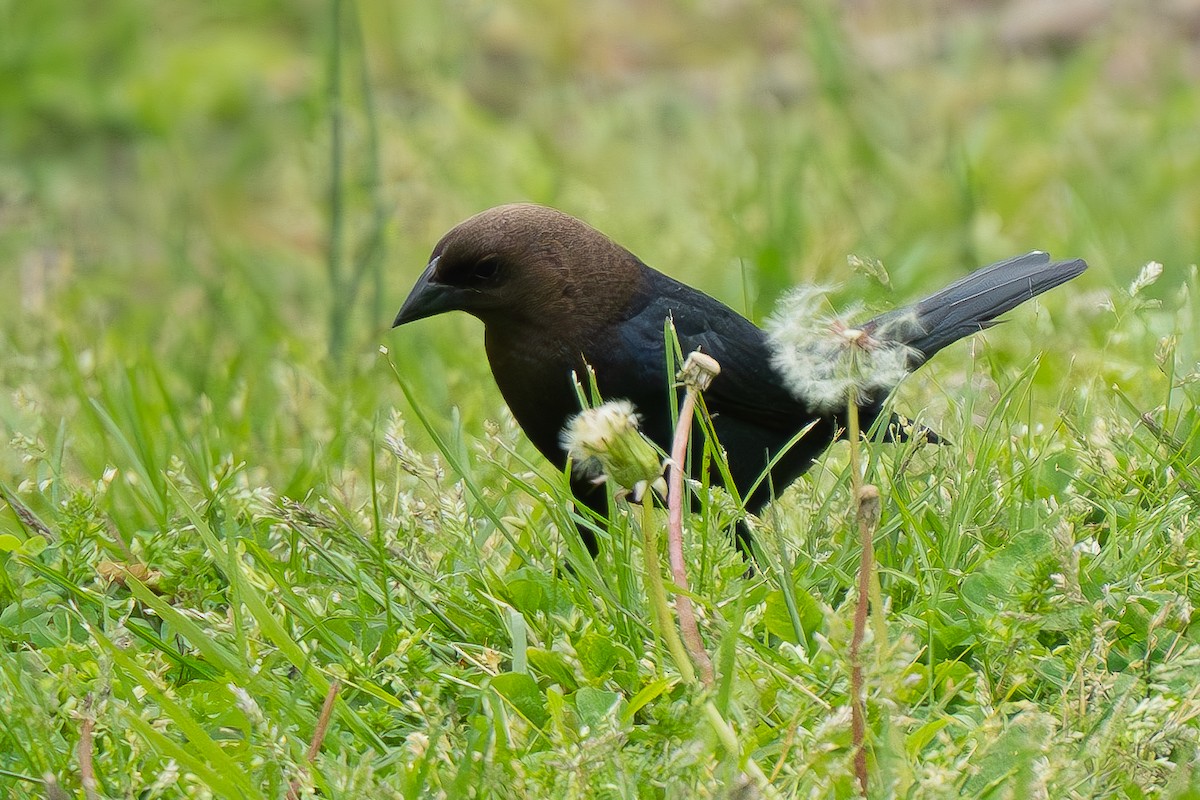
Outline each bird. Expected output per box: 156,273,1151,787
393,203,1086,557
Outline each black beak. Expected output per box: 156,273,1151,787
392,261,459,327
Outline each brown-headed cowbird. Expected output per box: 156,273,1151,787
394,204,1086,556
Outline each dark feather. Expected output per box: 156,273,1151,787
865,252,1088,365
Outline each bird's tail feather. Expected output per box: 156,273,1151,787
865,252,1086,365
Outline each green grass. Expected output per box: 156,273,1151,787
3,1,1200,797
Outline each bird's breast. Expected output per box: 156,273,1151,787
484,329,588,465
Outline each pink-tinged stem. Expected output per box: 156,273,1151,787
79,695,98,800
850,521,870,796
287,681,340,800
667,390,715,687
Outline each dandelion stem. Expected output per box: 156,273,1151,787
569,363,775,795
668,389,716,687
640,494,695,686
847,399,869,796
643,494,778,791
847,398,862,492
78,695,97,800
846,398,886,797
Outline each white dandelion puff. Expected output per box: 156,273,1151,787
766,285,920,411
561,400,665,500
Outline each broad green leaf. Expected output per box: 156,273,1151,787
573,686,623,728
491,672,548,728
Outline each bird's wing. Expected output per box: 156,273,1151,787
592,271,811,432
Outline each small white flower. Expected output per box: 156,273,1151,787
229,684,261,718
1129,261,1163,296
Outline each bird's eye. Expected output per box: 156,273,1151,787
472,255,501,281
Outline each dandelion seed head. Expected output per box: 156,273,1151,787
677,350,721,391
561,400,640,464
561,400,662,494
766,284,918,410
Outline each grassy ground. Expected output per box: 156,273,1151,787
3,1,1200,797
